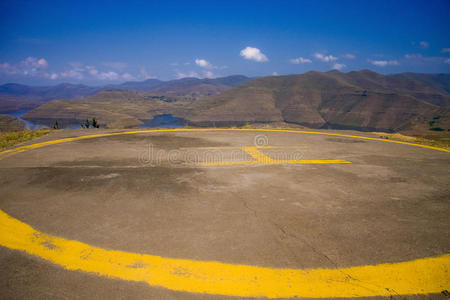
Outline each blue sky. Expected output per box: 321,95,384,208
0,0,449,85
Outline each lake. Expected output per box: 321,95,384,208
139,114,185,128
7,109,49,130
6,110,185,130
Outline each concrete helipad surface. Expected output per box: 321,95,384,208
0,128,449,299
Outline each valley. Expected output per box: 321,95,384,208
11,70,450,138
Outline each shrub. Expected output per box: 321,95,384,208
52,120,60,129
0,129,52,149
91,118,99,128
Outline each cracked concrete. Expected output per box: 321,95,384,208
0,129,449,299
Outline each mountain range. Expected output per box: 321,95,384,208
20,70,450,135
185,70,450,132
0,75,252,113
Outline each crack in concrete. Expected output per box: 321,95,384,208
270,221,403,298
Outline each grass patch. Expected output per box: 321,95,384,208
371,132,450,150
0,129,52,150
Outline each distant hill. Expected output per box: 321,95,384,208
23,90,192,129
187,70,450,133
151,76,253,97
20,70,450,135
113,75,252,95
111,79,165,92
0,83,102,113
0,75,251,113
0,114,24,131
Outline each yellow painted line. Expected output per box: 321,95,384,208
1,128,449,161
200,160,351,166
0,128,449,297
244,146,278,164
181,146,248,150
201,159,351,166
200,161,256,166
200,146,351,166
282,159,351,164
256,146,309,149
0,209,449,298
181,146,309,150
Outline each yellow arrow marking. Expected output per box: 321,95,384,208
0,128,449,298
200,146,351,166
244,146,278,164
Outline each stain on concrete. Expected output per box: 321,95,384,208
73,134,230,150
326,137,367,143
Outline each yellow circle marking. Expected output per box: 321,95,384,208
0,128,449,298
0,128,449,160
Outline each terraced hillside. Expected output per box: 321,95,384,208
23,70,450,134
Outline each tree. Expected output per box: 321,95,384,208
91,118,99,128
53,120,60,129
84,119,90,128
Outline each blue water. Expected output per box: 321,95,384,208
139,114,185,128
6,110,185,130
7,109,49,130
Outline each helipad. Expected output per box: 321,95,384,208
0,128,449,299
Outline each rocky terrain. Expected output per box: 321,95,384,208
0,114,24,131
18,70,450,135
0,75,251,113
186,70,450,132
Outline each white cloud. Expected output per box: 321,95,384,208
121,73,135,80
68,62,84,71
240,46,268,62
138,67,156,80
290,57,312,64
19,57,49,70
314,53,338,62
0,57,50,78
97,71,120,81
195,58,213,69
403,54,449,64
37,58,48,68
404,53,423,59
0,57,65,81
203,71,215,78
61,64,137,81
445,59,450,64
14,57,49,76
332,63,346,70
49,73,58,80
60,69,84,80
369,60,399,67
175,70,200,79
175,70,216,79
343,54,356,59
94,71,136,81
441,48,450,53
102,61,127,71
272,72,279,76
419,41,429,49
0,62,13,74
85,65,99,76
0,57,147,82
313,53,334,62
